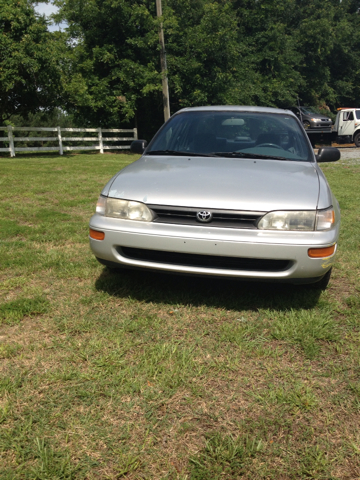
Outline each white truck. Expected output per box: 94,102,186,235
333,108,360,146
306,108,360,147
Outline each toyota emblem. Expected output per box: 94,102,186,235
196,210,213,223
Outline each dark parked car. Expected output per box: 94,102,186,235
288,106,332,129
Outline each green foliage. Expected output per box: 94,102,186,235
0,296,49,325
296,445,332,479
251,382,319,411
233,0,304,107
8,109,77,129
0,0,65,121
166,1,243,108
53,0,163,135
189,432,263,479
50,0,360,138
1,0,360,136
270,308,339,358
31,438,80,479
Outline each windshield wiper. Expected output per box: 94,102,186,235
213,151,288,161
147,150,217,157
147,150,289,160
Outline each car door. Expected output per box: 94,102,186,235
339,110,355,137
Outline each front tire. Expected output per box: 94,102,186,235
313,268,332,290
354,132,360,147
303,120,311,129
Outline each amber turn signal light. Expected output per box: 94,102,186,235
308,244,336,258
89,228,105,240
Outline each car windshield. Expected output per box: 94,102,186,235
147,111,313,162
299,107,319,115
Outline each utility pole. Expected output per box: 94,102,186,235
156,0,170,122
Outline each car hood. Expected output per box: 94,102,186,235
106,155,320,211
304,113,330,120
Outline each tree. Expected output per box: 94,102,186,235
0,0,65,122
327,0,360,109
165,0,244,109
231,0,305,108
54,0,360,137
54,0,164,136
55,0,251,136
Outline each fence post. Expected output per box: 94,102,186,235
7,125,15,157
134,127,138,140
57,126,63,155
98,128,104,154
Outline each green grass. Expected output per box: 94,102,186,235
0,152,360,479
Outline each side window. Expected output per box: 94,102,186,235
356,110,360,120
343,111,354,121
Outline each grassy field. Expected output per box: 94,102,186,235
0,152,359,479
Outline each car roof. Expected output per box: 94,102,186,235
176,105,295,116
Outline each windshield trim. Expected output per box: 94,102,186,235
146,150,218,157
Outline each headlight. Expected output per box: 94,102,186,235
96,196,106,215
258,211,315,230
316,207,335,230
258,207,335,231
96,196,153,222
311,118,321,122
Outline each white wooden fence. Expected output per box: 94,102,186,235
0,126,138,157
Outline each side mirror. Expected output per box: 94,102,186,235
131,140,148,154
316,147,340,163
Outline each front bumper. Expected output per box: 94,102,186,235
310,122,333,129
89,214,339,283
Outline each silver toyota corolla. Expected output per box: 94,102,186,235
89,106,340,288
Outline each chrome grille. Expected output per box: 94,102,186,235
148,205,265,229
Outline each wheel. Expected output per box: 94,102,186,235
303,120,311,129
313,268,332,290
256,143,284,150
354,132,360,148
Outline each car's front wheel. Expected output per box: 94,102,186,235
313,268,332,290
354,131,360,147
303,120,311,129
